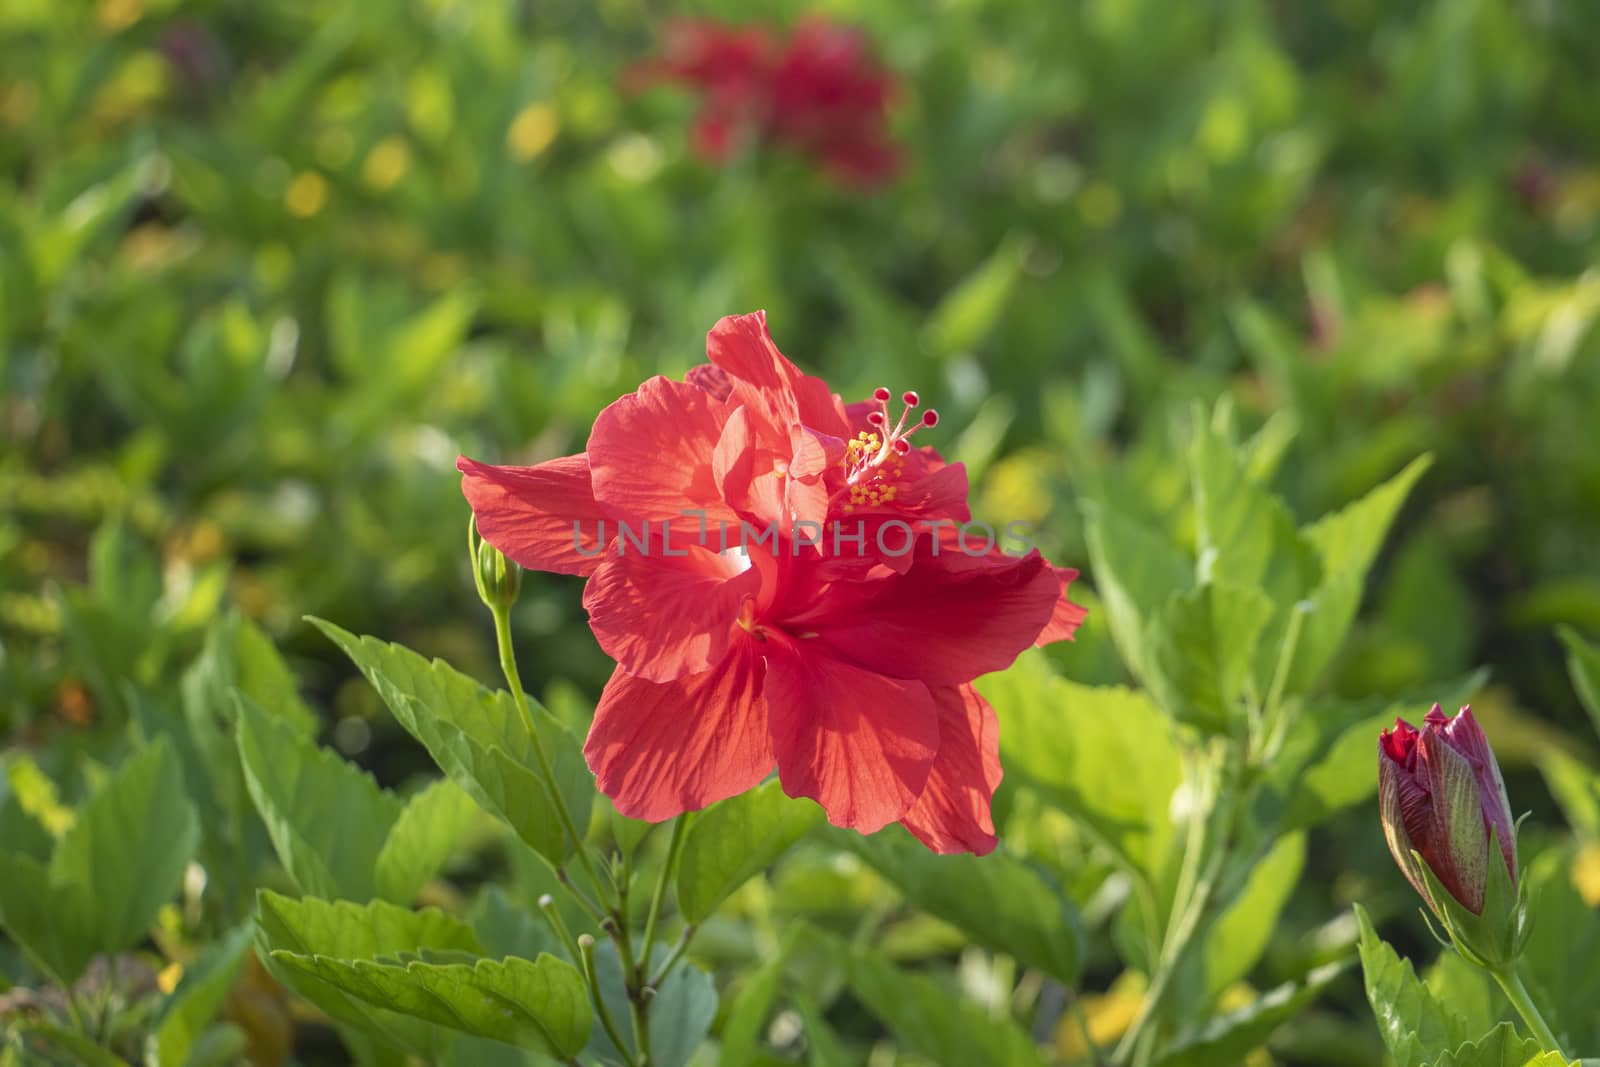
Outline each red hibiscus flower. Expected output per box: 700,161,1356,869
458,312,1083,854
627,17,901,187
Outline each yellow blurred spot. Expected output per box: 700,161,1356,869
90,52,169,126
1078,181,1124,229
507,103,560,161
1574,843,1600,906
285,171,329,218
123,223,178,270
1056,972,1145,1060
157,961,184,995
6,756,75,836
363,136,413,192
97,0,144,32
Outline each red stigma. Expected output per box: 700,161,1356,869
901,390,919,407
873,386,892,403
921,409,939,427
867,411,886,425
892,438,911,454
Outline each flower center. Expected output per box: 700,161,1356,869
842,386,938,486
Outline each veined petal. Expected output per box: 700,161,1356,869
583,543,762,683
584,636,772,823
588,375,742,526
1420,728,1490,914
764,637,938,834
458,454,607,576
706,311,849,441
899,685,1002,856
1379,754,1431,902
802,547,1058,685
685,362,734,401
1438,705,1517,880
1034,567,1088,646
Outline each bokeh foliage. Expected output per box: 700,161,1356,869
3,0,1600,1064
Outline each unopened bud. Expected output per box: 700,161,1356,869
469,517,522,611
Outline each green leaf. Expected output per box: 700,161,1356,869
1200,832,1306,998
375,778,479,904
718,932,795,1067
0,853,98,985
1191,417,1320,607
254,890,481,1057
1515,847,1600,1052
842,946,1044,1067
1355,904,1471,1067
586,941,717,1067
152,923,254,1067
310,618,592,867
1305,456,1433,583
793,992,854,1067
271,952,591,1060
676,780,821,924
980,651,1182,877
1538,751,1600,841
1427,1022,1552,1067
1156,961,1348,1067
923,233,1028,356
49,740,200,960
10,1024,131,1066
1144,582,1275,731
1291,456,1433,691
1424,951,1503,1041
469,886,559,963
236,695,401,901
186,614,318,736
1558,625,1600,740
1082,501,1194,685
844,826,1082,986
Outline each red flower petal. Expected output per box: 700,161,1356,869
588,375,741,527
898,685,1002,855
801,547,1058,685
685,362,734,401
458,453,607,576
764,636,939,833
585,635,772,822
582,543,762,683
706,312,849,441
1034,567,1088,646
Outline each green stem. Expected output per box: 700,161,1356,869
1491,967,1567,1058
1255,602,1308,764
607,905,651,1066
639,816,689,976
537,894,583,965
490,603,609,906
579,935,639,1067
648,925,698,988
1113,746,1233,1067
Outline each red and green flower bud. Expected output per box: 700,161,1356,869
1378,704,1526,967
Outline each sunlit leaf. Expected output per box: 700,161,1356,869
676,780,822,924
845,826,1082,986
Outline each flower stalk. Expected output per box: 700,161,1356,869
1490,967,1566,1058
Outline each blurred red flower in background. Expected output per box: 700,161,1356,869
459,312,1083,854
627,18,901,186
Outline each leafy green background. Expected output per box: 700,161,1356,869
3,0,1600,1064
